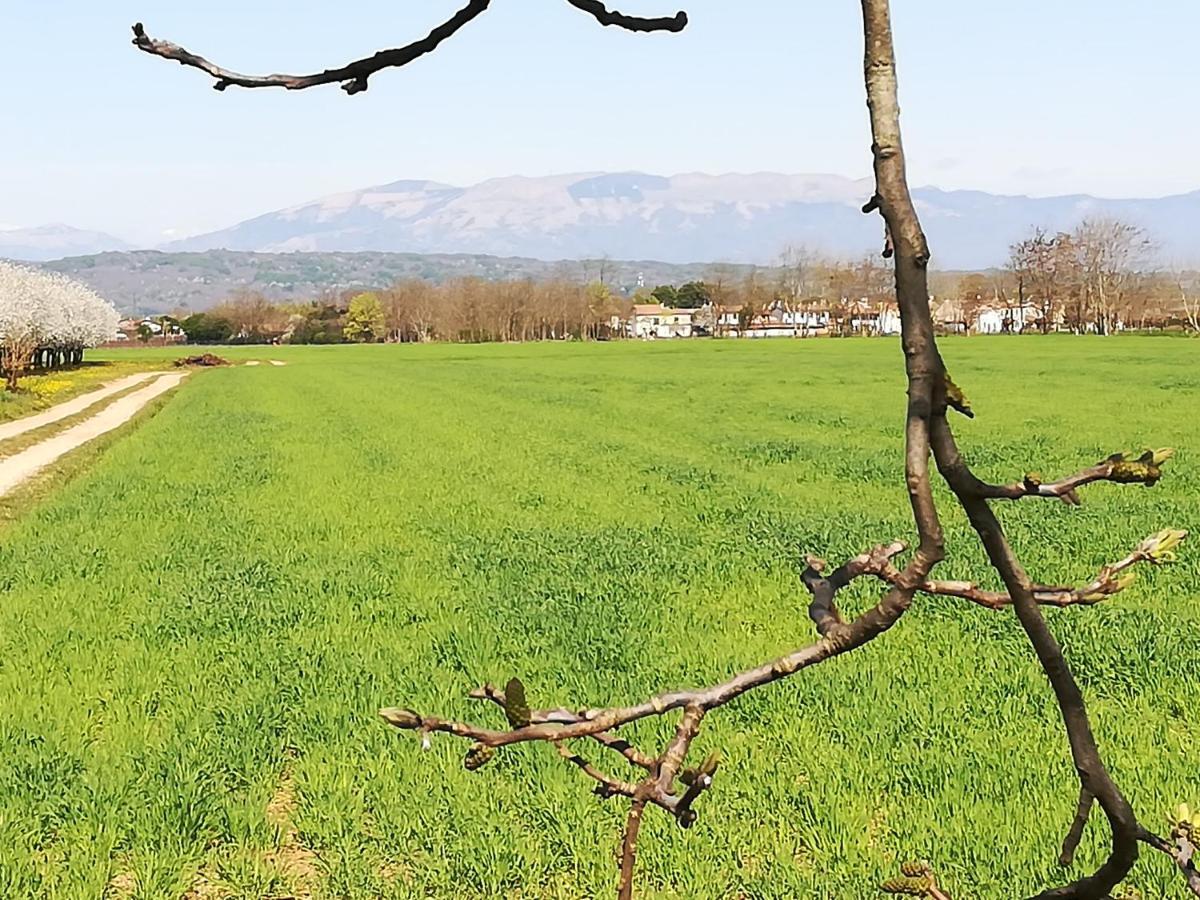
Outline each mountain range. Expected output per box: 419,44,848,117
6,172,1200,270
163,173,1200,269
0,224,133,262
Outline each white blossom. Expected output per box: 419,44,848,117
0,261,120,351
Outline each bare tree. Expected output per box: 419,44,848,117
777,245,820,336
734,268,772,334
1179,273,1200,333
954,272,991,333
704,263,738,337
1073,218,1155,334
1009,227,1078,334
381,280,437,342
136,3,1195,899
211,289,289,342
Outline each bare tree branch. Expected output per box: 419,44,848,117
565,0,687,32
132,1,685,94
468,683,657,769
380,544,934,750
617,799,647,900
801,540,907,636
858,531,1186,611
132,2,494,94
941,449,1175,506
555,743,642,801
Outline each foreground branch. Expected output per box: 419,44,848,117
132,1,685,94
565,0,687,32
808,531,1186,613
946,449,1175,507
925,531,1184,610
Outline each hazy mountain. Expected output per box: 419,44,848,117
0,224,134,262
165,172,1200,269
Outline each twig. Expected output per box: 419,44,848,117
555,743,641,801
565,0,687,32
133,2,492,94
862,531,1186,612
1059,788,1094,867
943,450,1175,507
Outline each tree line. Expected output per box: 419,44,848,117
172,259,908,344
167,217,1198,347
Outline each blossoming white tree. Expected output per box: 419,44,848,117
0,262,120,391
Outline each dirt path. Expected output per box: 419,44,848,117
0,371,162,443
0,372,188,498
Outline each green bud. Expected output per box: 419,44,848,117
504,677,532,729
1153,529,1188,557
943,374,974,419
881,874,933,896
1108,461,1161,486
1150,448,1176,466
698,751,722,778
464,743,496,771
1139,529,1188,563
379,708,422,730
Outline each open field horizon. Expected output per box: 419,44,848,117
0,337,1197,898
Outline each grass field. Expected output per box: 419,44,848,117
0,337,1197,899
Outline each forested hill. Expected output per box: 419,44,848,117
39,250,747,316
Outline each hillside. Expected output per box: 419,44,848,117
41,249,752,315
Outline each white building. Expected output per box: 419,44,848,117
713,304,833,337
935,298,1045,334
630,304,695,339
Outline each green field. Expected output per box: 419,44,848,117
0,337,1197,899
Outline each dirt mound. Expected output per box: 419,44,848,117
174,354,231,368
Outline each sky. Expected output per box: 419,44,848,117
1,1,1197,245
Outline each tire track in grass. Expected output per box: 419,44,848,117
0,371,161,442
0,372,189,498
262,771,319,898
0,378,171,462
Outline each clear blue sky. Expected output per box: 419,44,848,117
1,1,1196,244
